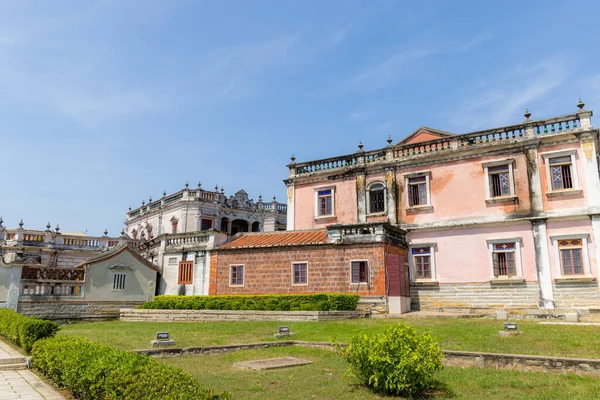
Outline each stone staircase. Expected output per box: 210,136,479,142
0,355,27,371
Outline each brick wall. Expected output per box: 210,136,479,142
210,243,407,297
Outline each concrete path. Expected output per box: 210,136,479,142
0,340,64,400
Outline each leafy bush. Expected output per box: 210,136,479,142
0,309,59,352
32,336,230,400
140,293,360,311
339,322,443,397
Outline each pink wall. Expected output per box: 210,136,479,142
294,179,358,230
399,154,531,225
546,219,596,278
408,223,537,283
539,143,587,211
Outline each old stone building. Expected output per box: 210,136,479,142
0,220,156,319
284,101,600,316
126,183,288,296
210,223,411,314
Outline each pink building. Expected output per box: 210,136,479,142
285,101,600,315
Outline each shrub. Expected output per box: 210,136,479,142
0,309,59,352
32,336,230,400
140,293,360,311
339,322,443,397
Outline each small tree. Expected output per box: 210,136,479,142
339,322,443,397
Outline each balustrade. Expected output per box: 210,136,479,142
62,237,102,247
294,113,583,177
21,283,83,297
166,233,210,247
21,266,85,282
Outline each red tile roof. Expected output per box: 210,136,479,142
217,230,328,250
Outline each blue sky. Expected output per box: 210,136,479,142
1,0,599,235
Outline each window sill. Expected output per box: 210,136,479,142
490,277,525,284
485,196,517,204
367,212,387,217
554,275,595,283
291,283,309,287
546,189,583,197
350,282,369,285
229,284,245,288
412,279,438,286
314,215,336,221
406,205,433,212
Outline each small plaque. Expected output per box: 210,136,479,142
504,323,518,331
156,332,169,340
278,326,289,334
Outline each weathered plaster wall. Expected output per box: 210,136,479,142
294,179,358,229
408,223,537,282
399,153,531,225
0,266,10,304
538,143,587,211
85,251,156,302
546,219,597,279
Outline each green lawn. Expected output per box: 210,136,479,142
162,346,600,400
59,318,600,358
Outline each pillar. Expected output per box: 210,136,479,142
580,137,600,208
285,181,295,231
385,168,398,224
356,172,366,223
591,215,600,282
7,266,22,311
531,219,554,309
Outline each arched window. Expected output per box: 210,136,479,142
367,182,386,214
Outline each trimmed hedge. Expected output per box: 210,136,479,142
140,293,360,311
0,309,59,352
32,336,230,400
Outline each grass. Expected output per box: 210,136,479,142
59,318,600,358
162,346,600,399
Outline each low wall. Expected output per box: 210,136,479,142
18,300,146,320
138,341,600,377
121,309,365,322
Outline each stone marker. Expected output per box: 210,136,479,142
565,312,579,323
274,326,295,339
150,331,175,347
235,357,312,370
499,322,523,337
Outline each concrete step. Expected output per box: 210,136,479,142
0,363,26,371
0,357,26,366
384,312,485,319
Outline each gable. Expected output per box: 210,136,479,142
397,127,455,146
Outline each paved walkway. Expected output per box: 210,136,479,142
0,340,64,400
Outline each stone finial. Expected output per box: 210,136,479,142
258,194,262,202
163,190,167,197
358,141,364,152
197,181,202,188
140,231,146,240
46,222,51,230
121,228,125,236
290,153,296,163
387,135,393,145
215,184,219,191
272,195,277,201
185,181,189,189
577,98,585,111
524,108,531,120
221,186,224,193
55,224,60,233
0,216,3,227
18,219,23,228
103,229,108,236
142,200,145,206
128,206,132,211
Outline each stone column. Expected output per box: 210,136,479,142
7,266,22,311
579,136,600,208
385,167,398,224
285,180,295,231
356,172,367,223
591,215,600,281
525,147,544,215
531,219,554,309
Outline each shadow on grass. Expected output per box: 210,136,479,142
347,379,456,399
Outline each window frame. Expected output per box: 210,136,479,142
111,272,127,291
314,186,336,219
486,238,523,280
350,260,370,284
366,181,387,215
200,217,214,231
550,234,591,279
541,150,580,195
404,171,432,209
408,243,437,282
291,261,309,286
229,264,245,287
482,159,516,202
177,260,194,285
